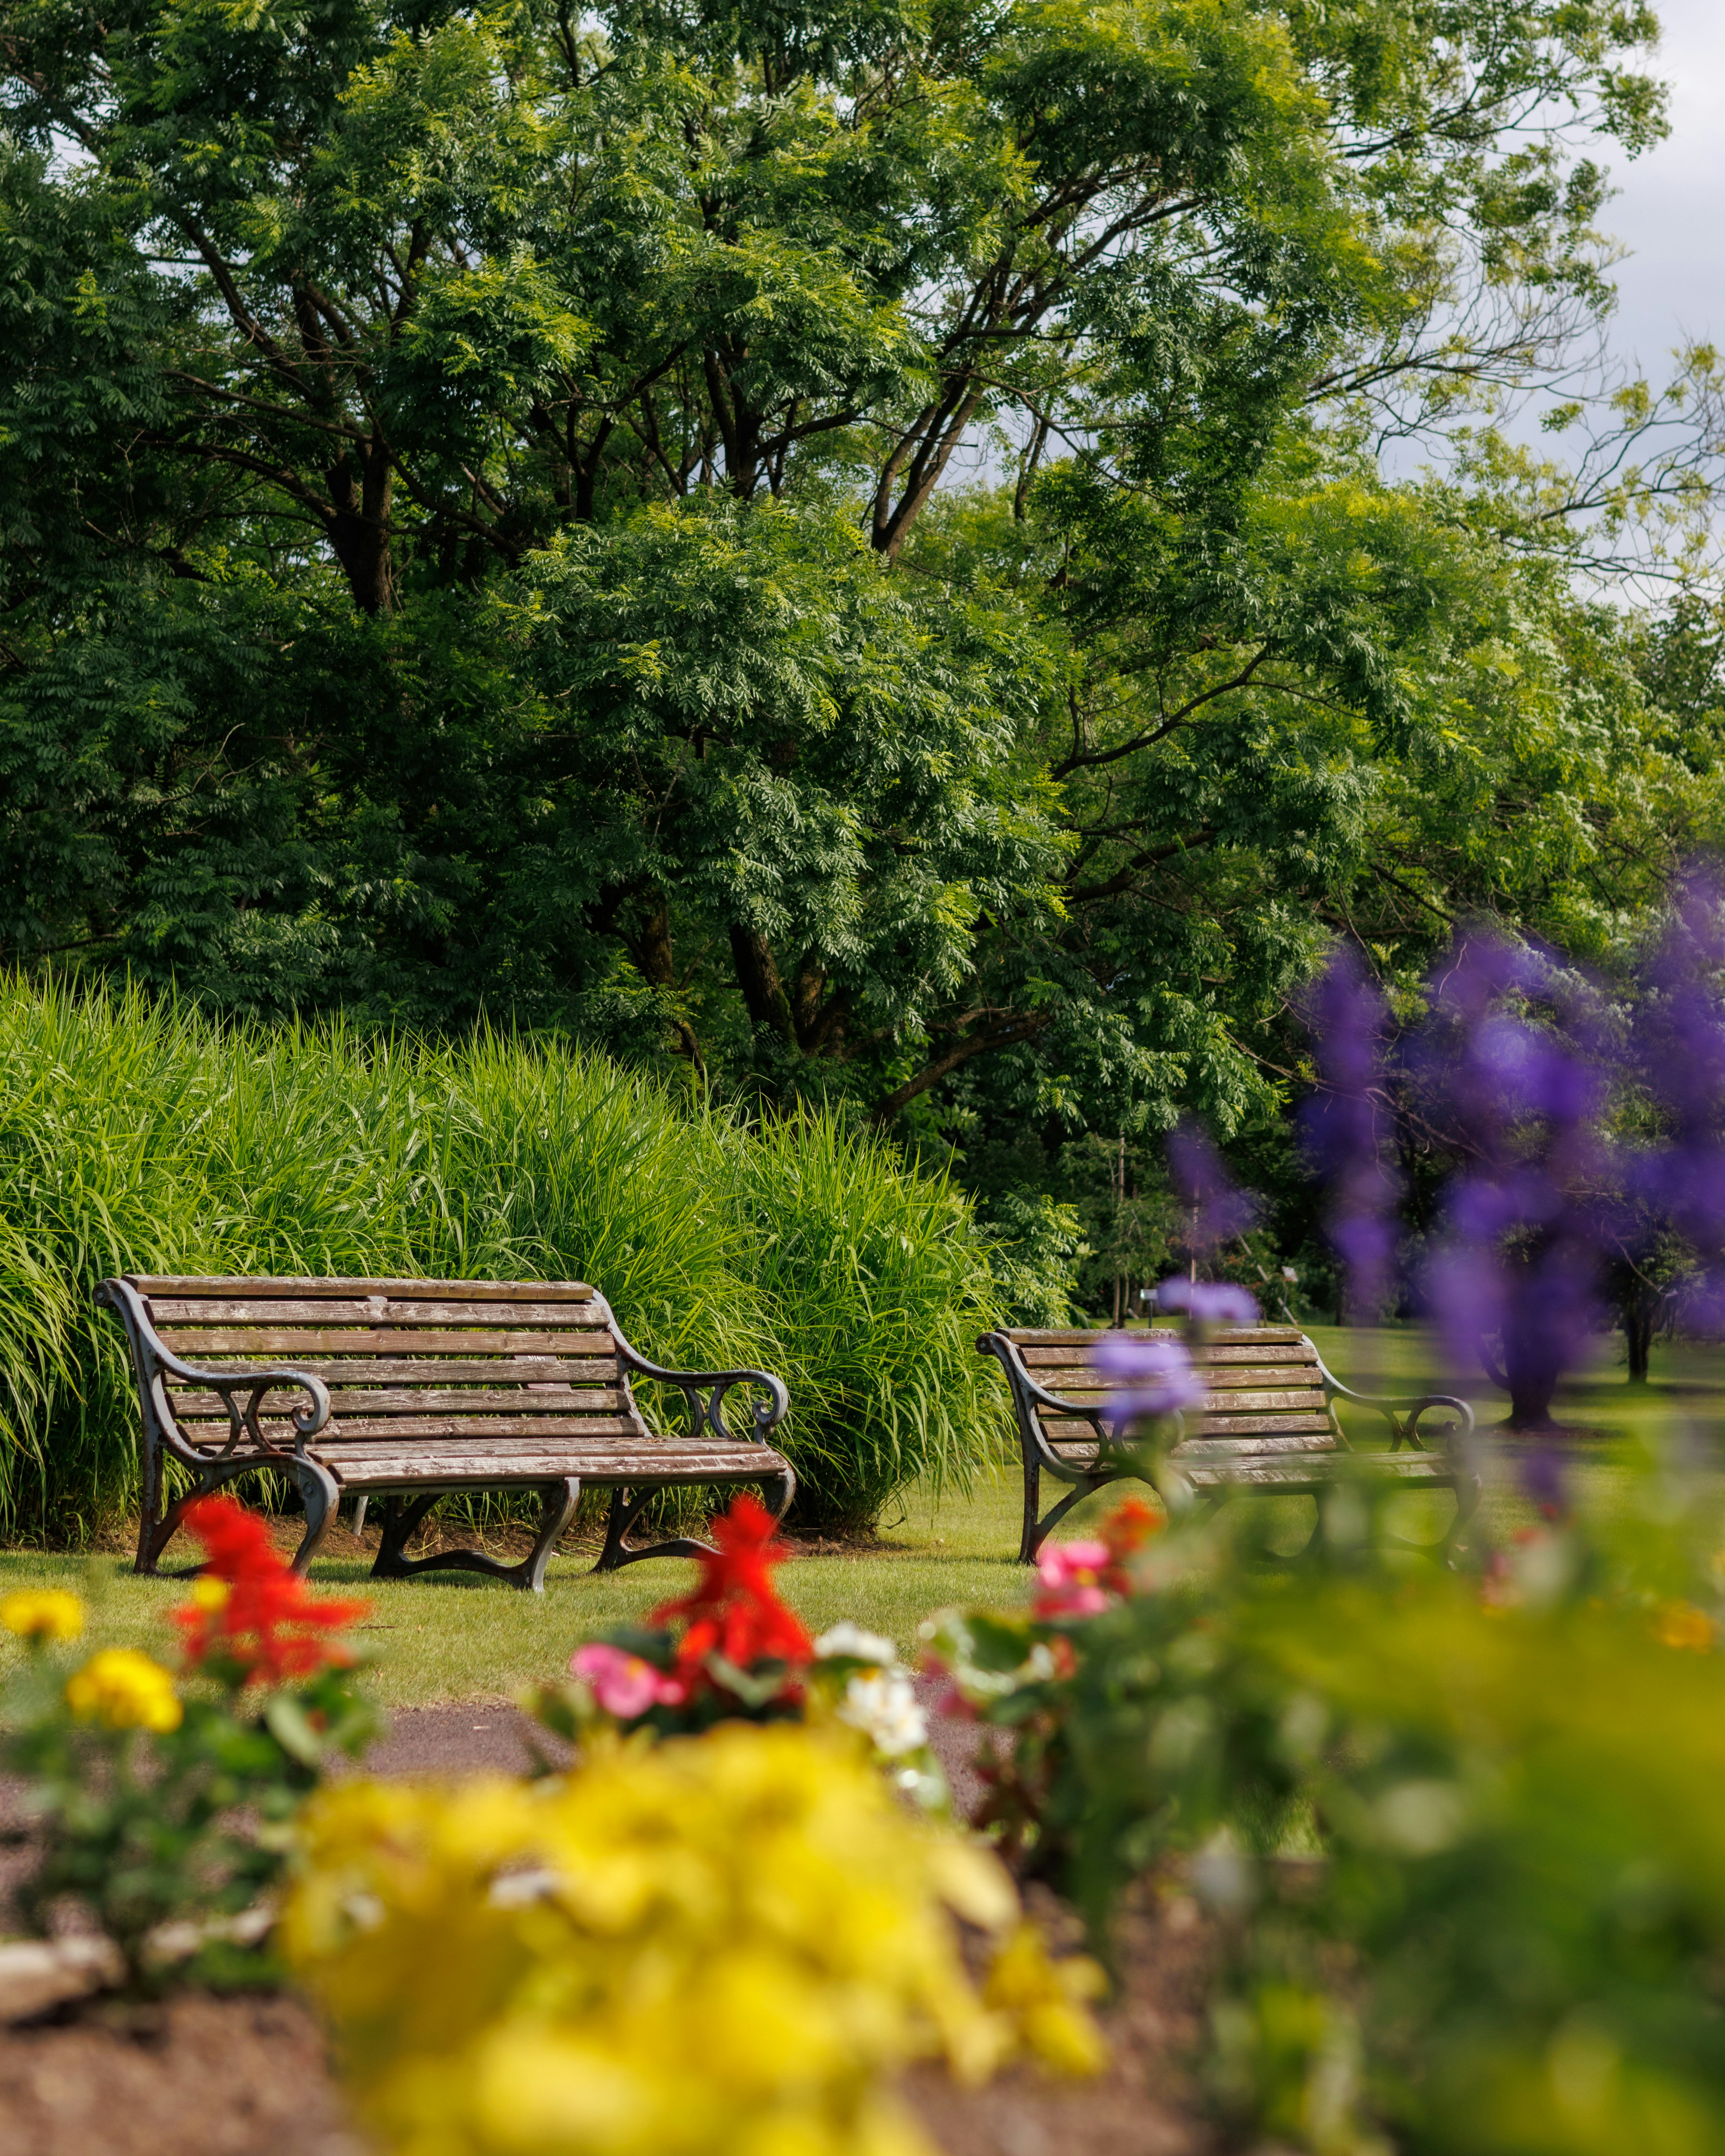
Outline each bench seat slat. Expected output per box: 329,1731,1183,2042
178,1414,643,1444
1025,1364,1322,1395
134,1277,595,1302
171,1386,630,1417
155,1327,611,1358
1181,1455,1456,1489
149,1298,612,1328
1039,1410,1336,1443
167,1357,619,1385
332,1450,781,1489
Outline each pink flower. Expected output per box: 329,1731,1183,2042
570,1642,686,1718
1034,1539,1114,1618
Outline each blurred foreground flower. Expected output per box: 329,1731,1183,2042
169,1494,370,1687
284,1723,1104,2156
1094,1330,1204,1424
1,1588,85,1644
64,1646,182,1732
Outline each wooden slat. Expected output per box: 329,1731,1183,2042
155,1327,612,1358
133,1276,594,1302
1019,1362,1321,1395
165,1357,618,1386
1008,1325,1303,1347
171,1386,628,1417
150,1298,610,1329
180,1414,641,1443
1181,1455,1452,1489
334,1450,782,1489
1172,1431,1337,1461
1182,1411,1336,1438
1195,1388,1327,1414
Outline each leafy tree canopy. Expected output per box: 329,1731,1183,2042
4,0,1721,1310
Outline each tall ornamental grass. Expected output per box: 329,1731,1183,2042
0,976,1006,1543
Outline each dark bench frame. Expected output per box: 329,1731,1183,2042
978,1326,1480,1564
98,1277,793,1592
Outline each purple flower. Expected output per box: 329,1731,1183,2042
1154,1278,1260,1324
1411,935,1611,1427
1299,951,1399,1323
1167,1122,1256,1257
1094,1331,1205,1423
1518,1444,1568,1519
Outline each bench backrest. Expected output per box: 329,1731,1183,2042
123,1275,647,1468
997,1324,1336,1466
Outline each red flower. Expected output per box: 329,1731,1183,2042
1096,1496,1163,1592
168,1496,370,1688
648,1493,812,1691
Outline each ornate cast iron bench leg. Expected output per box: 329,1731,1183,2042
593,1467,797,1573
369,1480,581,1592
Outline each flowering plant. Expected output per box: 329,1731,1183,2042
531,1493,951,1804
0,1498,376,1992
283,1721,1104,2156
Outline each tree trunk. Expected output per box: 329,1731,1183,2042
1623,1291,1654,1385
728,924,796,1044
326,448,394,615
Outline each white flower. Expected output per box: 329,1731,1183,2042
813,1621,896,1666
836,1668,928,1758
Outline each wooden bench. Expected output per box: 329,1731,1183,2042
97,1274,795,1591
977,1323,1479,1563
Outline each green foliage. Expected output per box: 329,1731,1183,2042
1,0,1715,1325
933,1476,1725,2154
0,972,1005,1539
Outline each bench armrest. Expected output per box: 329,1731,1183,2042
96,1278,333,1467
610,1319,789,1447
1310,1348,1474,1453
978,1332,1132,1471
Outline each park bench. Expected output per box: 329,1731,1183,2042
97,1274,794,1591
977,1323,1480,1564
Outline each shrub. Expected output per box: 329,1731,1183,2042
0,974,1006,1540
928,1484,1725,2156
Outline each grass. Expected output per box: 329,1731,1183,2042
0,973,1006,1540
2,1322,1716,1709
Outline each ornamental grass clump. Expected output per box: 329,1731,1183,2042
0,972,1003,1542
1,1495,374,1991
283,1721,1103,2156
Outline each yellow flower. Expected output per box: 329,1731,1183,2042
188,1576,231,1611
1654,1601,1714,1653
0,1588,85,1644
64,1648,183,1732
982,1924,1109,2079
284,1724,1103,2156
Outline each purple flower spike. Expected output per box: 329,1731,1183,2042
1154,1279,1259,1324
1299,950,1399,1325
1094,1331,1206,1423
1167,1122,1257,1258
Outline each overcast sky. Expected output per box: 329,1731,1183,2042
1600,0,1725,379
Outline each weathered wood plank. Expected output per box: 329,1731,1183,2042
171,1386,628,1417
150,1298,610,1329
331,1450,779,1488
1181,1455,1454,1489
133,1276,594,1302
155,1326,613,1357
180,1414,642,1443
1008,1325,1304,1347
1015,1362,1322,1394
1171,1431,1338,1461
167,1356,618,1385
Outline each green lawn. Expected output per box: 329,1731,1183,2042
2,1324,1716,1709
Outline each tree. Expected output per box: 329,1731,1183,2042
3,0,1715,1305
